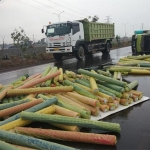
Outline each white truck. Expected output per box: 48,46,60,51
41,19,115,61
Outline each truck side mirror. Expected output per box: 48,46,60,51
41,29,44,33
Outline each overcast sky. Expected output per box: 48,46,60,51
0,0,150,44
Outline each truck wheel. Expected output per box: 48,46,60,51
105,42,111,53
131,35,136,55
53,53,63,61
101,42,110,54
132,46,136,55
75,46,85,60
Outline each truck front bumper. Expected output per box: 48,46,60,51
46,46,73,53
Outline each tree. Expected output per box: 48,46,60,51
91,15,99,22
85,15,99,22
116,35,121,46
11,27,33,53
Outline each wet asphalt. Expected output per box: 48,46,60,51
0,46,150,150
0,46,130,85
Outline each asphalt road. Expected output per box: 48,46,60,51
1,46,150,150
0,46,131,85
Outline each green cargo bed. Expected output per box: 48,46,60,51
78,19,115,42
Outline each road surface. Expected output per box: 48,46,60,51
0,46,131,85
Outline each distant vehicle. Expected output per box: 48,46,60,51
131,30,150,54
4,45,19,49
41,19,115,61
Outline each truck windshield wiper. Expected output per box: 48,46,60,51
48,33,55,37
59,34,65,36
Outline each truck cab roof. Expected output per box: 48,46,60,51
47,21,80,26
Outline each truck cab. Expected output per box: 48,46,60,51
42,21,85,60
131,30,150,54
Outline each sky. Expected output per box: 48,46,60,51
0,0,150,44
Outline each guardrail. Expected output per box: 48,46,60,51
0,46,46,58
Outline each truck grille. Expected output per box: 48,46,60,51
53,43,61,47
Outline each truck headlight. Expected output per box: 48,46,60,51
66,37,71,42
66,42,71,46
63,42,65,46
49,43,52,47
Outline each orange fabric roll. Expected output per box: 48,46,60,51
15,127,117,146
0,99,43,118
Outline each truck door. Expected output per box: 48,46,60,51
71,23,80,46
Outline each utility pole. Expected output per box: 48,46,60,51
142,23,144,30
122,23,127,37
131,24,136,33
33,34,34,44
0,35,5,49
0,35,5,57
105,16,111,24
53,11,65,23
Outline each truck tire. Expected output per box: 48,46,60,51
101,42,110,54
131,35,136,55
75,46,85,60
53,53,63,61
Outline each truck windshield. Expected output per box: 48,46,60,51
46,24,71,37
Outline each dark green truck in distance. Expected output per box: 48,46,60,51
131,30,150,54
